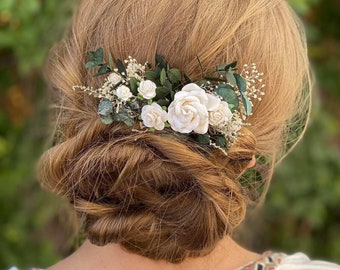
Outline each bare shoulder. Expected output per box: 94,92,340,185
47,261,70,270
47,255,80,270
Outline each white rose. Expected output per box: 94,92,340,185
168,96,207,133
175,83,221,111
209,101,233,127
107,72,122,85
141,102,168,130
167,83,221,134
138,80,157,99
116,85,133,101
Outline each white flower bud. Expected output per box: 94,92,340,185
107,72,122,85
209,101,232,127
141,102,168,130
116,85,133,101
138,80,157,99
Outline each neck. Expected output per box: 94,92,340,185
49,237,260,270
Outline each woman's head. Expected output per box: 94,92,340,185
39,0,310,263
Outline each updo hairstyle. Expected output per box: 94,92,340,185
38,0,310,263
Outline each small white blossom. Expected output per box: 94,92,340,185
141,102,168,130
107,72,122,85
209,101,232,127
138,80,157,99
116,85,133,101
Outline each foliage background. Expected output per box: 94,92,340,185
0,0,339,268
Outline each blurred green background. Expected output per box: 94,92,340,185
0,0,339,268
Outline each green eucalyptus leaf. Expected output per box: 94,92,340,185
88,48,104,61
196,79,208,87
164,79,173,91
113,110,134,126
226,71,237,86
241,93,252,115
144,71,158,81
170,90,176,100
217,64,227,76
156,99,170,107
234,74,247,92
215,84,239,111
129,76,139,95
155,54,167,69
215,136,227,147
116,59,127,75
155,86,171,100
217,62,237,75
95,65,111,76
226,61,237,70
98,100,114,125
196,134,210,145
86,48,104,69
168,68,181,84
160,68,167,86
129,100,140,111
124,118,135,127
217,70,226,77
155,66,162,77
85,61,99,69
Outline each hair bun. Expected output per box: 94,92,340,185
39,122,248,263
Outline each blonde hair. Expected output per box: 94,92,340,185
39,0,310,263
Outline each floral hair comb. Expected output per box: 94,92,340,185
73,48,264,153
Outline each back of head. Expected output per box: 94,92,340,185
39,0,310,263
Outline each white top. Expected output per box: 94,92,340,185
237,252,340,270
277,252,340,270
